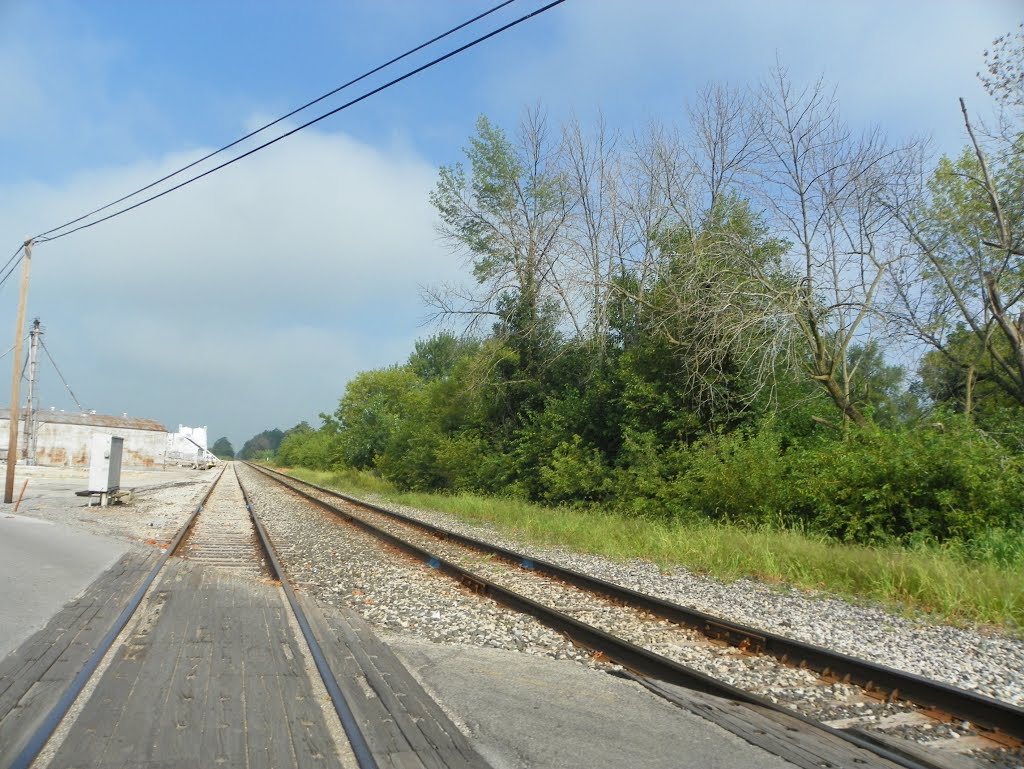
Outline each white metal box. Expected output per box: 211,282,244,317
88,434,124,492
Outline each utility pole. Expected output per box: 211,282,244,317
5,240,32,503
25,318,41,466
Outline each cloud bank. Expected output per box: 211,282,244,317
0,128,456,444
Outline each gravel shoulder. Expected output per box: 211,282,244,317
5,464,219,546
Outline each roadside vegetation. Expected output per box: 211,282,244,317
242,33,1024,633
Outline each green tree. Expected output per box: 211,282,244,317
428,112,571,425
630,195,795,425
845,341,921,427
210,436,234,459
891,129,1024,412
238,428,285,460
276,420,342,470
333,367,423,470
408,332,479,382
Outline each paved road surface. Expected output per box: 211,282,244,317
0,511,132,658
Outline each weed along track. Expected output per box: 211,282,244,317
245,461,1024,769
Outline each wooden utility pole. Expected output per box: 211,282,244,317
5,240,32,503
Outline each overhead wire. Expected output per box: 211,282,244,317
0,337,25,362
40,338,86,412
1,243,25,277
0,254,24,293
0,333,29,364
32,0,567,245
0,244,26,293
32,0,522,242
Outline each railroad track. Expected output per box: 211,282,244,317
9,464,379,769
246,462,1024,769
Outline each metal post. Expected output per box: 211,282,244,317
5,241,32,503
25,318,40,465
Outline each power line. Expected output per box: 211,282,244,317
0,334,29,363
0,253,23,293
0,244,25,293
33,0,567,245
34,0,519,242
40,338,86,412
1,243,24,277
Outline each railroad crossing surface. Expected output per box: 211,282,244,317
0,465,825,769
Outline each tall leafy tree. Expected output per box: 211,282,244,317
210,436,234,459
238,428,285,460
890,135,1024,411
427,111,572,423
332,367,423,469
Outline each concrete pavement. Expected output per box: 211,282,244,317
390,637,800,769
0,511,133,658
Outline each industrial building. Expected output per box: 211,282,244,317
0,409,215,469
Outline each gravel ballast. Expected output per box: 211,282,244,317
342,486,1024,709
238,464,594,666
241,466,1024,766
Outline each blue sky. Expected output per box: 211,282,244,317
0,0,1019,447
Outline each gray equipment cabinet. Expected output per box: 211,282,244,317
86,434,123,506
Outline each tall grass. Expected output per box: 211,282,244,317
283,466,1024,632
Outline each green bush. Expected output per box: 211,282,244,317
539,435,610,504
790,421,1024,544
621,419,1024,548
676,427,793,526
433,431,518,494
606,430,686,519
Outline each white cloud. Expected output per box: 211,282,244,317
0,126,456,444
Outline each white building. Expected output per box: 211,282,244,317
166,424,216,468
0,410,218,469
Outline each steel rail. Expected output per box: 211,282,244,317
8,466,226,769
250,463,1024,743
244,462,952,769
232,464,379,769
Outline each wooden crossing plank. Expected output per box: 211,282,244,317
276,663,339,767
0,549,150,705
198,570,247,767
10,544,494,769
637,677,906,769
149,567,216,767
249,580,341,768
297,594,488,769
240,592,299,769
52,560,206,768
245,673,299,769
53,560,343,769
0,551,156,769
205,570,261,766
298,594,418,763
0,603,90,696
332,604,484,768
0,611,97,714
